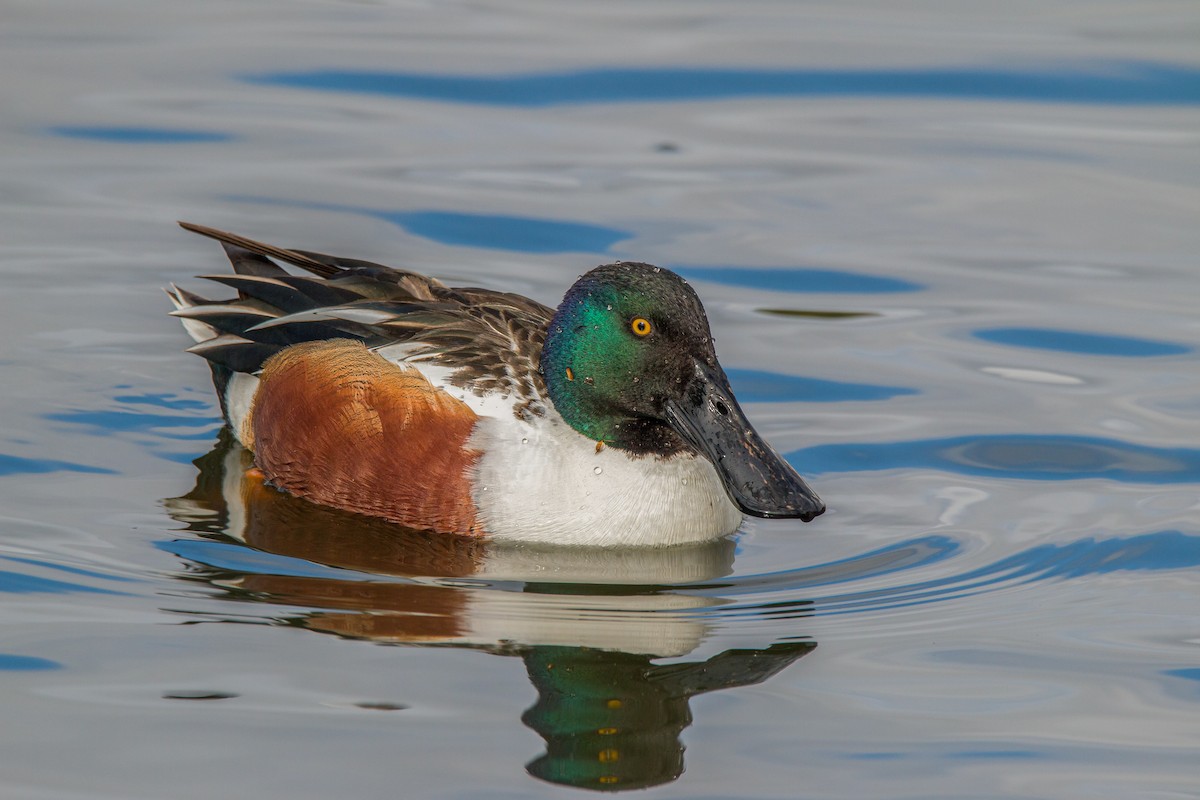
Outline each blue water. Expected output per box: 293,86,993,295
795,434,1200,483
2,3,1198,799
727,368,917,403
973,327,1191,357
49,126,234,143
0,453,117,476
677,266,923,294
248,61,1200,107
0,655,63,671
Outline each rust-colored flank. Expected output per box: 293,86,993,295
250,340,483,535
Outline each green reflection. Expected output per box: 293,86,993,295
522,642,814,791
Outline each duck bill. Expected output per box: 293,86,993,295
665,362,825,522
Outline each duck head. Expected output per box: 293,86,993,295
541,262,825,522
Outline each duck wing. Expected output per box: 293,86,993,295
170,222,553,404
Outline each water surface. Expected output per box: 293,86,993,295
1,2,1198,798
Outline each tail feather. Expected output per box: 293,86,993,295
170,223,553,401
220,243,290,278
196,274,333,315
187,335,285,375
172,222,453,376
179,221,341,278
165,284,221,343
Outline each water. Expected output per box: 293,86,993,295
2,2,1199,797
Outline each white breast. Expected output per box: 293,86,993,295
344,344,744,546
468,408,744,547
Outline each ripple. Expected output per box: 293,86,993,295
678,266,921,294
0,654,62,671
246,61,1200,107
979,366,1084,385
47,126,233,143
376,210,629,254
973,327,1190,357
686,536,960,597
158,538,384,583
44,410,221,440
225,195,630,254
112,392,212,411
0,568,128,596
727,368,917,403
1,556,141,584
43,391,222,450
0,453,115,476
707,530,1200,619
792,434,1200,483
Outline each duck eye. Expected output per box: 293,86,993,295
630,317,652,337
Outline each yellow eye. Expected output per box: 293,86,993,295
630,317,652,337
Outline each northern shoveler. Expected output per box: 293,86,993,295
167,222,824,546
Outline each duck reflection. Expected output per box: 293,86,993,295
164,431,816,792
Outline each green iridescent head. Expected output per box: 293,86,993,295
541,262,705,454
540,262,825,522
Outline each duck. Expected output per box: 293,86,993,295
167,222,824,547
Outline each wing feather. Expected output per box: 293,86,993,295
173,223,555,406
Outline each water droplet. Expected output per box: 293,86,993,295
520,438,528,444
593,466,603,475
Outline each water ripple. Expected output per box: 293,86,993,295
44,410,221,441
727,368,917,403
678,266,922,294
792,434,1200,483
246,61,1200,107
708,530,1200,619
0,453,115,477
0,569,128,596
974,327,1190,357
47,126,233,143
0,654,62,671
377,209,629,254
226,196,630,254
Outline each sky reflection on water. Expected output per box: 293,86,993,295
794,434,1200,483
248,61,1200,107
677,266,922,294
974,327,1191,357
48,127,233,143
0,655,63,671
727,368,916,403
